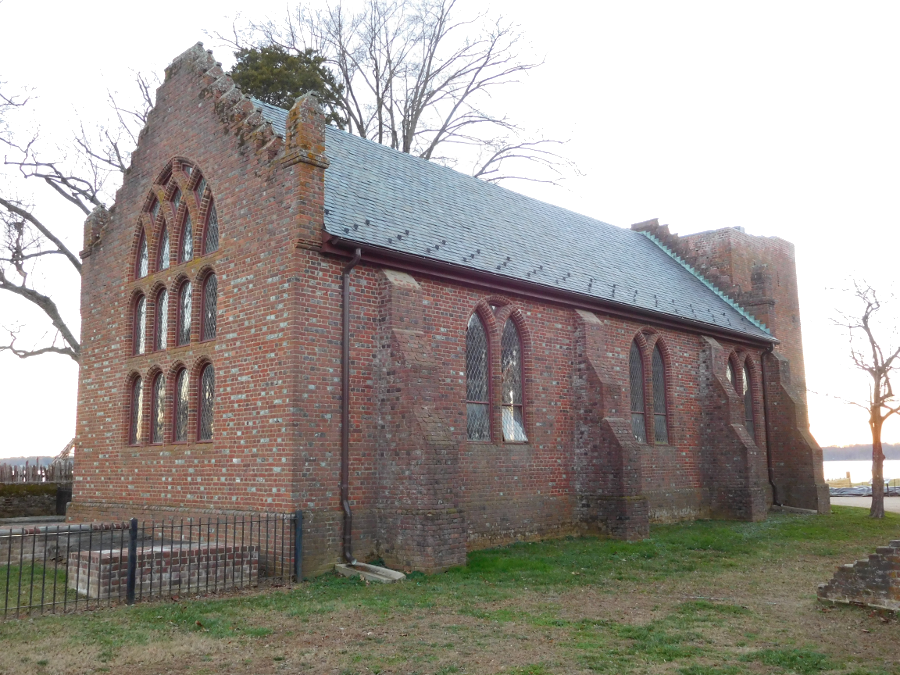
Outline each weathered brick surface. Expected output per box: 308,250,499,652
72,43,826,575
0,483,58,518
818,540,900,611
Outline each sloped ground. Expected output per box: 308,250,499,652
1,506,898,675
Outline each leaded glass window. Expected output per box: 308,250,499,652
466,314,490,441
743,365,755,442
172,187,182,212
195,177,206,201
151,373,165,443
727,360,737,390
204,202,219,254
174,368,189,442
136,232,148,279
202,274,217,341
177,281,191,346
129,377,143,445
500,320,527,442
652,345,669,444
158,225,170,271
199,364,215,441
629,341,646,443
155,289,168,351
133,296,146,355
180,213,193,263
151,198,160,223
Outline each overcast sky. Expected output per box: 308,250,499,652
1,0,899,459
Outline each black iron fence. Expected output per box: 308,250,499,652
0,511,302,620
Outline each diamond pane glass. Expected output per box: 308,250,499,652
202,274,217,341
151,374,165,443
134,296,146,355
172,187,182,211
195,177,206,201
199,365,215,441
180,213,193,262
151,199,160,222
158,226,170,270
629,342,646,442
466,314,490,441
502,406,527,442
204,202,219,254
652,345,668,444
501,320,526,442
632,413,647,443
129,377,143,445
155,289,168,351
467,403,490,442
174,369,189,441
137,234,148,278
743,366,755,441
178,281,191,346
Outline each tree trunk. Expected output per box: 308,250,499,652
871,417,886,519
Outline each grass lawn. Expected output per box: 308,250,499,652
0,506,898,674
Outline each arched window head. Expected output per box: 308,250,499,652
158,225,170,271
177,281,192,346
466,313,490,441
201,274,218,341
154,289,168,351
129,377,144,445
174,368,189,442
743,365,755,442
629,341,646,443
151,373,165,444
180,213,193,263
204,202,219,254
133,296,146,355
500,319,527,442
652,344,669,444
136,231,148,279
199,364,215,441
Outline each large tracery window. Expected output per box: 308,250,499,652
133,295,147,355
180,213,193,263
199,364,215,441
177,281,192,346
129,377,144,445
651,344,669,444
466,314,490,441
151,373,165,443
136,232,148,279
500,320,527,442
743,365,755,442
629,341,647,443
154,289,168,351
201,274,217,341
174,368,189,442
158,225,170,271
204,202,219,254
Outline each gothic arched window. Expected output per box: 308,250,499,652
133,295,146,356
743,365,755,442
629,341,646,443
157,225,170,271
727,360,737,390
173,368,189,442
204,202,219,254
201,274,217,341
177,281,192,346
180,212,193,263
151,373,165,444
466,313,490,441
136,231,148,279
652,344,669,444
500,319,527,442
154,289,168,351
199,364,215,441
129,377,143,445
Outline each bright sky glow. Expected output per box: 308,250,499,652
1,0,899,458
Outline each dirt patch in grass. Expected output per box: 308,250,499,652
2,507,900,675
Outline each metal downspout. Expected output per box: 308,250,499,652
761,344,780,505
341,248,362,564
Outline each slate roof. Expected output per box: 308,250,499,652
254,100,773,342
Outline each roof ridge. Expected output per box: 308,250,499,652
638,231,771,335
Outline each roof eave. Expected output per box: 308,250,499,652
323,236,779,347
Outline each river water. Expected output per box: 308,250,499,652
823,460,900,483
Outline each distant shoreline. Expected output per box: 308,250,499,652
822,444,900,461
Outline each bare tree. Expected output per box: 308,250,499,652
217,0,576,184
834,281,900,519
0,73,157,362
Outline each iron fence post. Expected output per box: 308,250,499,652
126,518,138,605
294,510,303,582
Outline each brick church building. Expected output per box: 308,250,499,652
71,44,829,575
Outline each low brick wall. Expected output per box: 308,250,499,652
68,543,258,599
0,484,58,518
818,540,900,611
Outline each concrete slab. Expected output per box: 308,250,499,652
831,496,900,513
335,563,406,583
